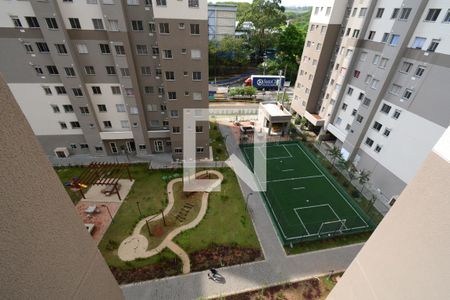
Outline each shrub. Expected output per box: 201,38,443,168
106,239,119,251
351,190,360,198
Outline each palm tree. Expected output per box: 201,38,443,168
358,170,371,194
347,166,358,183
327,146,343,166
337,157,348,171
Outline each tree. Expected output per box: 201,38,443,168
276,24,306,80
327,146,343,166
358,170,371,194
219,36,250,66
347,166,358,183
337,157,348,171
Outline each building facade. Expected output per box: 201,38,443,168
0,0,210,160
208,3,237,41
291,0,450,204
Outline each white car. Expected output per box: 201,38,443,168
240,125,254,134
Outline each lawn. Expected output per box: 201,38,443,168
54,166,86,205
210,122,229,161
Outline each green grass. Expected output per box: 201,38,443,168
210,122,229,161
54,167,86,205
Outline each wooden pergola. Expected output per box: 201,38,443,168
74,162,132,201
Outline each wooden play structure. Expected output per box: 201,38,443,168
64,162,132,200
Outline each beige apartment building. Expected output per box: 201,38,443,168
0,0,210,160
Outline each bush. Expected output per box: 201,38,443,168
106,239,119,251
228,86,257,97
351,190,360,198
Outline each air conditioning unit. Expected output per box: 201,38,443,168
54,147,70,158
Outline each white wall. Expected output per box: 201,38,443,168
56,0,104,30
152,0,207,20
365,0,397,43
360,100,446,183
85,83,130,132
310,0,347,25
0,0,35,28
8,83,83,135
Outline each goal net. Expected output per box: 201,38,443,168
317,219,347,236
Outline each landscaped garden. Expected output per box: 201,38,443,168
210,122,229,161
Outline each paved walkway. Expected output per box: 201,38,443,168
121,122,364,299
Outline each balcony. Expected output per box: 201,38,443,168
99,131,133,140
326,123,347,142
304,111,325,127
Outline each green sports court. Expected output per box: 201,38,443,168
241,141,374,245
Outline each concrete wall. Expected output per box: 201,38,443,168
0,77,123,299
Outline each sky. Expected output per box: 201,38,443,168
209,0,316,7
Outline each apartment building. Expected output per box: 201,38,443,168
291,0,450,204
0,0,210,160
208,3,237,41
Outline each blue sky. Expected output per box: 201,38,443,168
209,0,315,7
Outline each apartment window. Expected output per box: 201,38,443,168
379,58,389,68
389,34,400,46
347,87,354,95
63,67,75,77
372,55,380,65
412,37,426,49
351,109,357,116
163,120,169,127
69,18,81,29
36,42,49,53
368,31,375,40
149,22,156,33
345,28,351,36
103,121,112,128
190,24,200,35
341,103,348,111
314,7,320,15
47,65,59,75
80,143,89,149
25,17,40,28
147,104,157,112
192,72,201,81
195,126,203,133
391,8,400,19
168,92,177,100
116,104,126,112
163,49,173,59
358,92,364,101
373,121,382,131
159,23,170,34
365,138,374,147
356,115,364,123
106,66,116,75
359,51,367,61
62,105,73,113
59,122,68,129
188,0,199,8
80,106,90,115
136,44,148,55
415,66,425,77
427,39,440,52
131,20,143,31
192,92,202,101
160,104,167,111
95,146,103,152
399,8,412,20
172,127,181,133
425,9,441,22
191,49,201,59
72,88,83,97
178,22,185,29
371,79,379,89
92,86,101,94
400,61,413,73
312,59,318,65
359,8,368,17
120,68,130,77
381,33,389,43
365,75,373,84
111,86,121,95
51,105,60,113
45,18,58,29
125,88,134,96
127,0,139,5
352,8,357,17
115,45,125,55
345,124,351,131
55,44,68,54
99,44,111,54
165,71,175,80
352,29,360,38
383,128,391,137
43,86,52,95
326,7,331,16
85,66,95,75
70,121,80,129
34,66,43,75
77,44,88,54
141,66,151,76
170,110,179,118
380,104,391,114
97,104,107,112
144,86,154,94
390,84,402,95
11,16,22,28
393,110,401,119
335,117,342,125
158,87,164,94
108,19,119,31
374,145,382,153
402,89,413,100
152,47,160,56
92,18,104,30
196,147,204,153
121,120,130,128
363,97,371,106
321,25,326,34
376,8,384,18
444,9,450,23
156,0,166,5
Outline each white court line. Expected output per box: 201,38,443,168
282,144,293,157
282,169,295,172
265,174,324,184
294,209,310,235
292,187,305,190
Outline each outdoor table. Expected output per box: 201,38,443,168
85,205,97,214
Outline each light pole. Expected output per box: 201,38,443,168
245,192,253,211
101,204,114,224
136,201,143,217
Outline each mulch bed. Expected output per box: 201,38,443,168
110,259,182,284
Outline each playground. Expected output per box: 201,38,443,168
241,141,374,245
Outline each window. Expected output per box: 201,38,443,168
120,68,130,77
34,66,43,75
358,92,365,101
174,148,183,153
85,66,95,75
70,121,80,129
352,30,360,38
165,71,175,80
11,16,22,28
103,121,112,128
160,104,167,111
149,22,156,33
59,122,68,129
43,86,52,95
111,86,121,95
391,8,400,19
163,49,173,59
115,45,125,55
159,23,170,34
63,105,73,113
345,124,351,131
376,8,384,18
72,88,83,97
190,24,200,35
192,92,202,101
379,57,389,68
80,143,89,149
168,92,177,100
393,110,401,119
105,66,116,75
36,42,49,53
341,103,348,111
144,86,154,94
108,19,119,31
172,126,181,133
390,84,402,95
425,9,441,21
95,146,103,152
47,65,59,75
121,120,130,128
351,109,357,116
158,86,164,94
389,34,400,46
368,31,376,40
147,104,157,112
55,44,67,54
381,33,389,43
363,97,371,106
99,44,111,54
351,8,357,17
45,18,58,29
365,75,373,84
400,61,413,73
69,18,81,29
97,104,107,112
373,121,382,131
380,104,391,114
412,37,426,49
156,0,166,5
345,28,350,37
131,20,143,31
77,44,88,54
152,47,160,56
399,8,411,20
25,17,40,28
326,7,331,16
125,88,134,96
315,7,320,15
321,25,326,34
80,106,90,115
127,0,139,5
63,67,75,77
359,51,367,61
195,126,203,133
356,115,364,123
193,71,202,81
372,55,380,65
359,8,368,17
347,87,354,95
427,39,440,52
179,23,185,29
196,147,204,153
365,138,374,147
116,104,126,112
191,49,201,59
374,145,382,153
92,18,104,30
415,66,425,77
402,89,413,100
383,128,391,137
444,9,450,23
141,66,151,76
335,117,342,125
136,44,148,55
51,105,60,113
188,0,199,8
92,86,101,94
371,79,379,89
170,110,178,118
